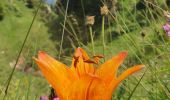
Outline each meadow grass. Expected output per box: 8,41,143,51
0,0,56,99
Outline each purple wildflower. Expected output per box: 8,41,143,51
163,24,170,31
53,97,59,100
168,31,170,37
163,24,170,37
40,96,48,100
40,96,59,100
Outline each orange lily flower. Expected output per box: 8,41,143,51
34,47,144,100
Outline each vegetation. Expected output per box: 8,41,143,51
0,0,170,99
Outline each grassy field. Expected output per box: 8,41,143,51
0,0,170,100
0,0,57,99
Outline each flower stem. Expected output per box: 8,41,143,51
89,26,95,55
102,16,105,61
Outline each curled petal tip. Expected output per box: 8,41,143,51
116,51,128,60
76,47,83,52
130,65,145,74
38,51,46,55
137,64,145,68
139,64,145,69
132,64,145,71
32,57,38,61
115,64,145,85
75,48,82,54
38,51,48,59
120,51,128,56
77,47,82,49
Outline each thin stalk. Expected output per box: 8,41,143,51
56,5,81,46
89,26,95,55
102,16,105,61
3,1,42,99
80,0,85,18
14,77,22,100
127,68,148,100
58,0,70,60
25,77,32,100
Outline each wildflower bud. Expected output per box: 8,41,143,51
164,11,170,22
141,32,146,38
100,5,109,16
86,16,95,26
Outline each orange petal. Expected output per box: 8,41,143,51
74,47,89,60
109,65,144,93
34,59,62,96
75,58,84,76
64,74,110,100
34,51,77,97
116,65,144,84
87,76,111,100
96,52,128,83
84,62,96,75
64,74,93,100
72,57,96,76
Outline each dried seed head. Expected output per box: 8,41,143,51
164,11,170,22
100,5,109,16
86,16,95,26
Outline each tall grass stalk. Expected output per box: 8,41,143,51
127,68,148,100
14,78,22,100
3,1,42,99
102,16,105,61
58,0,70,60
89,26,95,55
56,5,81,46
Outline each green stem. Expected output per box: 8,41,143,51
3,1,42,99
102,16,105,61
89,26,95,55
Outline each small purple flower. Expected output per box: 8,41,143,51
53,97,59,100
163,24,170,37
40,96,48,100
163,24,170,31
168,31,170,37
40,96,59,100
